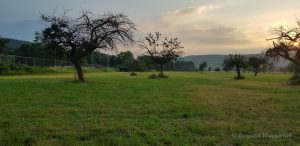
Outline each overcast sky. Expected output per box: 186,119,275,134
1,0,300,55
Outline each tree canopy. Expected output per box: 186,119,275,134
223,54,248,80
36,11,136,81
266,20,300,84
139,32,184,78
199,61,207,74
248,56,268,76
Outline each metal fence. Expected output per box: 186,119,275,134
0,54,97,67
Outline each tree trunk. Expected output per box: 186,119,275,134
159,63,163,77
236,66,242,79
73,60,85,82
254,69,258,76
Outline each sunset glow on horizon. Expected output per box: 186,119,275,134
1,0,300,55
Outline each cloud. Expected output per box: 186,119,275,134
166,5,219,16
157,5,253,54
161,4,220,26
183,26,251,45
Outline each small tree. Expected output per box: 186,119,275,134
266,20,300,84
199,61,207,74
116,51,135,72
248,56,268,76
37,11,136,82
223,54,248,80
139,32,184,78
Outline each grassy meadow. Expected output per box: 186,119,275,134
0,72,299,145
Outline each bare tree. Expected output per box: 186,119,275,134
266,20,300,84
139,32,184,77
36,11,136,82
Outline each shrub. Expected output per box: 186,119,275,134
148,74,158,79
0,63,65,75
0,63,116,75
130,72,137,76
158,73,168,78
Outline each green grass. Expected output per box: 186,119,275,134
0,72,299,146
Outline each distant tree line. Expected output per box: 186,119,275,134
1,41,196,72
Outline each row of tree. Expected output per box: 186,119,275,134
223,54,268,79
2,9,300,84
198,55,269,77
217,19,300,84
0,39,195,72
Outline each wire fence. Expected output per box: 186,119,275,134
0,54,98,68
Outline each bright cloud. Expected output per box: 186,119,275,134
148,1,300,55
161,5,220,27
166,5,219,16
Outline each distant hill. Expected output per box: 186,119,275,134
0,20,43,41
7,38,32,49
181,54,289,69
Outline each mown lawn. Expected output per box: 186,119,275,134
0,72,299,146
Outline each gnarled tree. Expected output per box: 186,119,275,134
139,32,184,78
223,53,248,80
36,11,136,82
266,20,300,84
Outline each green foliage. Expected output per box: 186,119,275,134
223,54,248,70
0,37,8,54
214,67,221,72
13,43,69,60
116,51,135,71
208,67,212,72
153,61,195,71
13,43,67,61
137,55,156,70
224,54,248,80
288,65,300,85
86,52,117,68
289,74,300,85
248,56,268,76
0,63,56,75
0,64,109,75
171,61,196,71
130,72,137,76
6,38,31,49
199,61,207,73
